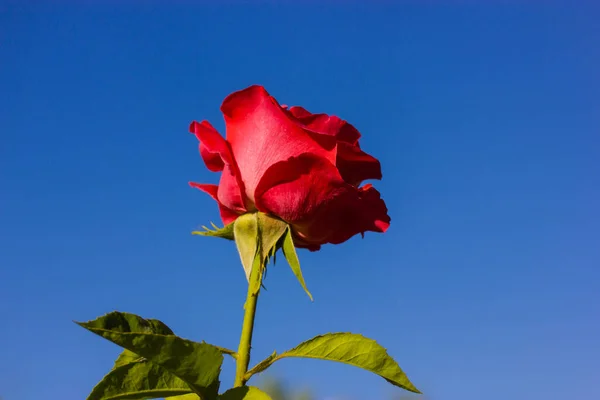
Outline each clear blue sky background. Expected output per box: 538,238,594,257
1,3,599,400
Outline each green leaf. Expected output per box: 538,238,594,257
219,387,272,400
192,221,235,240
165,394,200,400
107,315,175,369
113,350,143,369
87,360,192,400
81,311,174,334
78,312,224,399
103,313,235,365
248,333,419,393
212,345,238,359
245,350,277,378
281,227,313,301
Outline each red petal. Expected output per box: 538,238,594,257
189,182,219,200
320,185,390,245
286,105,312,119
189,121,228,172
218,205,242,225
287,106,361,145
254,154,390,247
220,85,337,201
217,166,248,213
337,142,382,186
287,106,381,185
254,154,342,227
189,121,248,213
189,182,241,225
292,236,322,252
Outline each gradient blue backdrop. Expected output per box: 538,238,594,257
1,3,599,400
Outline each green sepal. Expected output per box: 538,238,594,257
195,213,312,302
247,251,264,298
192,221,235,240
233,213,288,282
256,213,287,263
281,227,313,301
233,213,260,280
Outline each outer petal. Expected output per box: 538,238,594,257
190,121,248,213
189,182,240,225
287,106,361,145
337,142,382,186
287,106,381,185
254,154,390,247
317,184,390,245
189,182,219,199
220,85,337,201
189,121,248,213
190,121,228,172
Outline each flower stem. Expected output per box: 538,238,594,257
233,261,262,387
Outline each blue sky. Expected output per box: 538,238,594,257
1,3,599,400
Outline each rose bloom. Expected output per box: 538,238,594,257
190,85,390,251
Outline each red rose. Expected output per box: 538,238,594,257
190,85,390,251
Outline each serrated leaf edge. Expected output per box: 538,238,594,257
244,333,419,394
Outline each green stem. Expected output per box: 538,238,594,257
233,260,262,387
